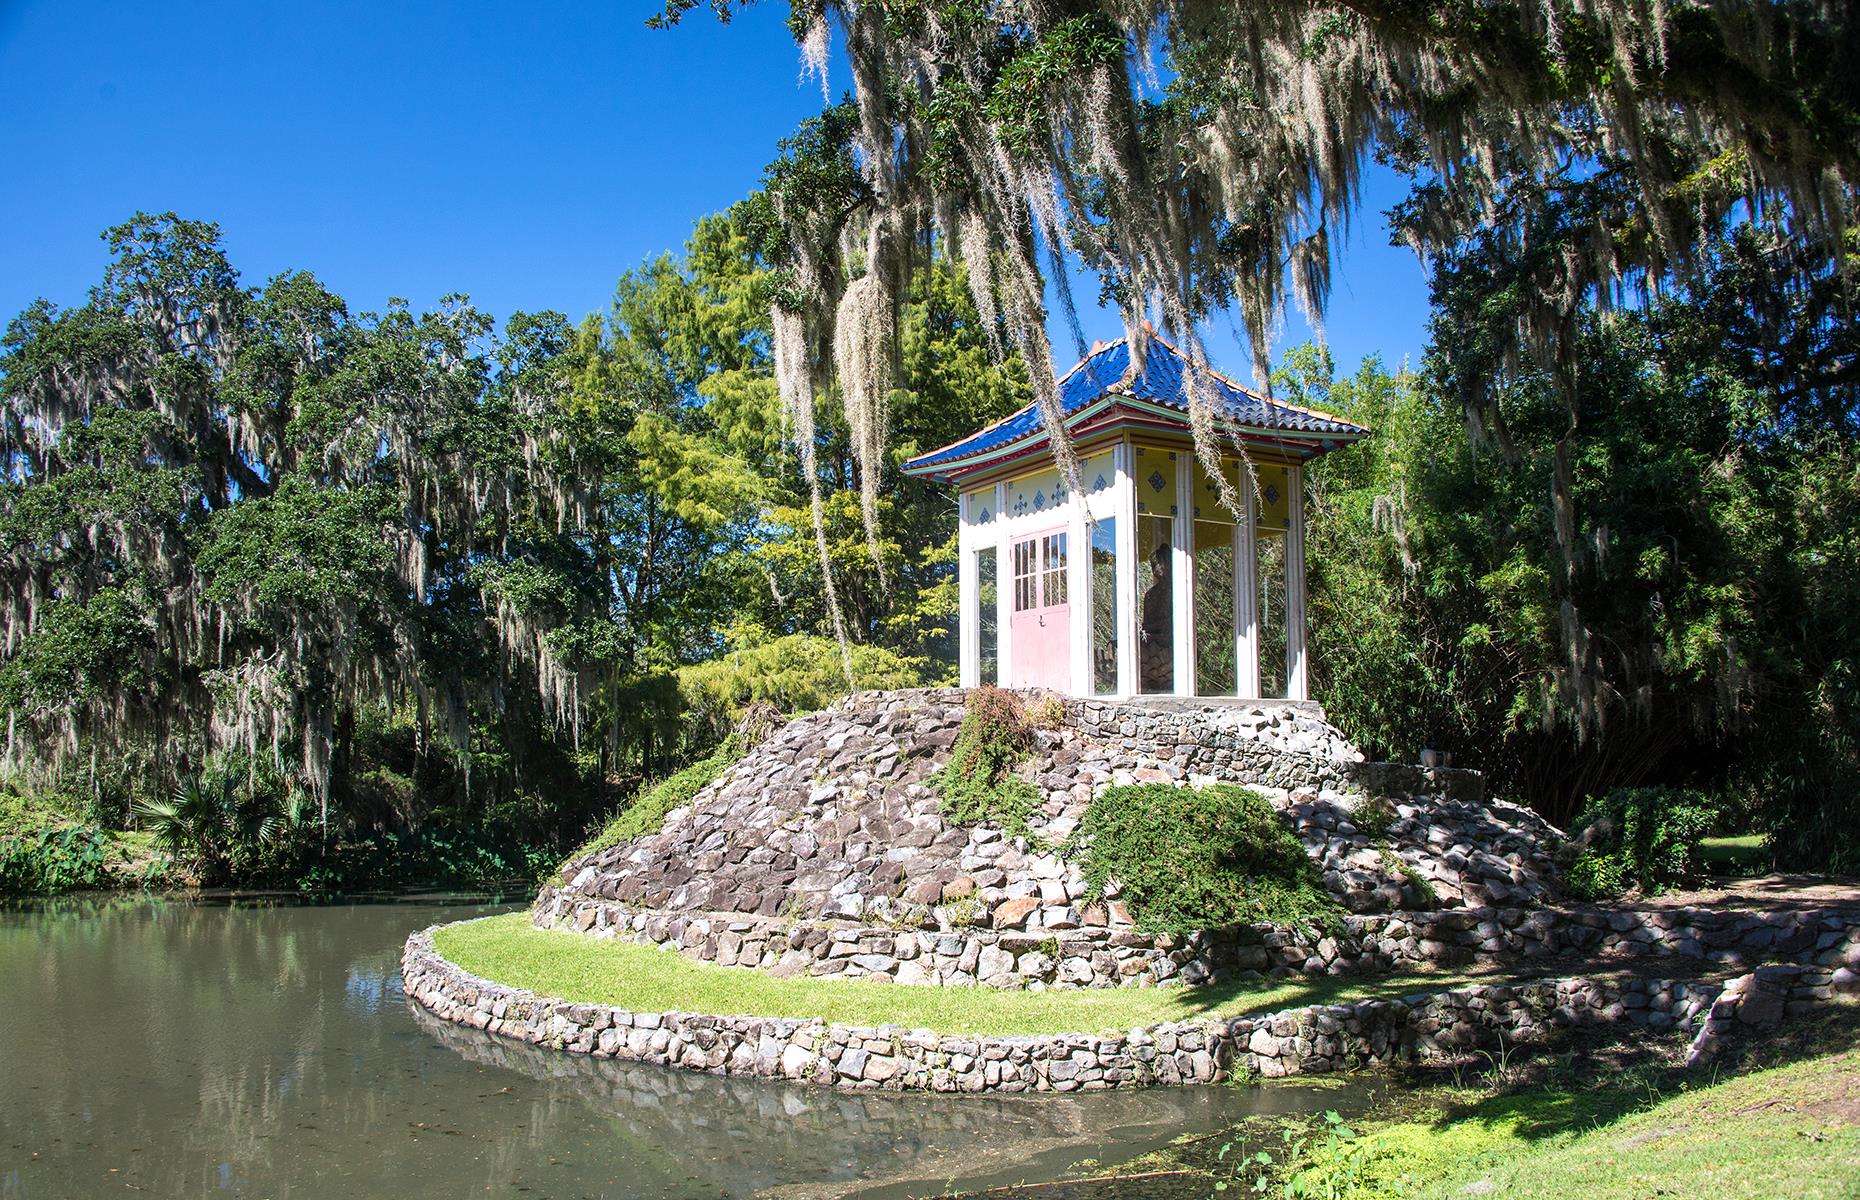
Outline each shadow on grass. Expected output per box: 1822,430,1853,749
1404,1002,1860,1149
1155,954,1715,1026
1150,970,1480,1023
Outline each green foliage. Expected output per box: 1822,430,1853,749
113,739,557,893
303,823,556,895
674,629,932,747
1202,1020,1860,1200
0,790,111,895
1386,854,1440,911
1073,784,1339,935
1565,787,1717,900
569,737,746,865
934,685,1043,841
1217,1110,1368,1199
1299,216,1860,862
194,479,396,613
1349,796,1395,842
0,588,161,716
132,757,318,888
1,205,1027,893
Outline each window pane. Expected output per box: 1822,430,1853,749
1137,514,1174,693
1013,540,1037,612
976,548,997,685
1258,531,1288,699
1195,520,1236,694
1042,532,1068,606
1091,518,1118,695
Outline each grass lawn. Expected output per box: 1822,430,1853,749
1169,1004,1860,1200
1699,832,1769,875
1027,1009,1860,1200
432,913,1474,1037
1284,1039,1860,1199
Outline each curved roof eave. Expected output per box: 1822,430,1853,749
902,390,1367,483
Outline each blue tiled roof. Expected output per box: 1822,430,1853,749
905,333,1367,476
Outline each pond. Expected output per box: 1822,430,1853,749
0,897,1370,1199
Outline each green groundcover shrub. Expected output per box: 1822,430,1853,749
934,685,1043,840
0,791,111,895
1072,782,1339,934
1566,786,1717,900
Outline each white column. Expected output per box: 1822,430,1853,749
1285,461,1309,701
994,481,1013,688
959,492,979,689
1235,475,1260,699
1172,452,1195,696
1067,493,1089,698
1113,441,1138,698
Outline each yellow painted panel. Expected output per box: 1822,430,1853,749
1080,450,1115,499
1132,444,1181,516
1254,462,1290,531
1006,467,1066,521
962,484,998,528
1191,457,1253,523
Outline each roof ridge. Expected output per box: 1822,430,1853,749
911,336,1129,462
1143,326,1359,429
902,333,1369,477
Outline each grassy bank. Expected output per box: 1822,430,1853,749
999,1006,1860,1200
1699,832,1769,875
0,789,165,895
1276,1055,1856,1197
433,912,1475,1037
1263,1012,1860,1199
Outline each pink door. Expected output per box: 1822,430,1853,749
1009,528,1071,693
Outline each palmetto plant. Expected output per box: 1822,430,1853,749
134,767,317,886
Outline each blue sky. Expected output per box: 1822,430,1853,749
0,0,1431,380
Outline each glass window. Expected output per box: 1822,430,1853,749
1258,531,1288,699
1041,532,1068,606
1137,514,1174,693
1012,539,1038,612
1194,520,1236,694
1091,518,1118,695
976,548,997,684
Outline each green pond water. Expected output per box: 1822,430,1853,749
0,897,1367,1199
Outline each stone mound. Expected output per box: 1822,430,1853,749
547,688,1568,940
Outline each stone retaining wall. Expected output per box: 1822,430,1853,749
532,890,1860,991
404,922,1859,1094
1066,698,1485,806
550,689,1566,961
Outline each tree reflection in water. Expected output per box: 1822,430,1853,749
0,897,1363,1200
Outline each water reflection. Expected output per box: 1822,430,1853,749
411,1003,1359,1197
0,897,1364,1200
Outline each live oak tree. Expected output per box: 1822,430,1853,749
662,0,1850,456
659,0,1857,704
1299,214,1858,865
0,208,1026,879
0,214,605,828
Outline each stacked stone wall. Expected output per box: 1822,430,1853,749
533,890,1860,990
551,688,1568,980
404,924,1860,1093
